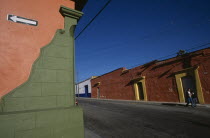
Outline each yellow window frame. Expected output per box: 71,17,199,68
175,66,204,104
133,76,147,101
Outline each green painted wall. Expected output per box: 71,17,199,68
0,6,84,138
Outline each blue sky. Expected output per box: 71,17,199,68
75,0,210,82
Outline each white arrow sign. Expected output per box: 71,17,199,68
7,14,38,26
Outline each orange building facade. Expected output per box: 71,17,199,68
91,48,210,104
0,0,75,98
0,0,87,137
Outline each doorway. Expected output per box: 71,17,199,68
84,85,88,97
97,87,100,98
181,76,197,102
137,82,144,100
175,67,204,103
133,76,147,101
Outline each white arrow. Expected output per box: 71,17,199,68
10,15,36,25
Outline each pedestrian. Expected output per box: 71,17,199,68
191,91,197,107
185,88,195,107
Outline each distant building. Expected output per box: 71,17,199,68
91,48,210,104
76,76,96,97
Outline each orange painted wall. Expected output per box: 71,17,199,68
0,0,75,98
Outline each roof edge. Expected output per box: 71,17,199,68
71,0,88,11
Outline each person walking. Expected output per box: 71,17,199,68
191,91,197,107
186,88,195,107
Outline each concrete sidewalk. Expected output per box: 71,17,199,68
77,97,210,108
85,128,101,138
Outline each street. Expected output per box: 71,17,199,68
77,98,210,138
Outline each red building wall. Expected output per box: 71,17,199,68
91,68,135,100
192,50,210,103
91,48,210,104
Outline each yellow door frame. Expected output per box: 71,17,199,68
133,76,147,101
175,66,204,104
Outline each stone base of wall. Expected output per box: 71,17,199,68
0,106,84,138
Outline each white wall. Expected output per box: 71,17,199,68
75,78,91,94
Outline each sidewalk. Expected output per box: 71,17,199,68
85,128,101,138
77,97,210,108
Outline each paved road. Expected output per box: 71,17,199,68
77,98,210,138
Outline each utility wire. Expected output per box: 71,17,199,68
185,43,210,52
126,42,210,69
75,0,112,40
76,18,209,56
157,42,210,60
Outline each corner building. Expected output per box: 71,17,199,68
91,48,210,104
0,0,87,137
75,77,93,98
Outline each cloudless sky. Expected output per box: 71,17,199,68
75,0,210,82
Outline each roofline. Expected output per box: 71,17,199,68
92,47,210,79
158,47,210,62
71,0,88,11
91,67,125,80
131,47,210,70
76,76,96,84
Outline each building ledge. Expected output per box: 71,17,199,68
131,76,145,83
173,66,199,75
60,5,83,19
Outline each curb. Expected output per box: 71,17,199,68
76,97,210,108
